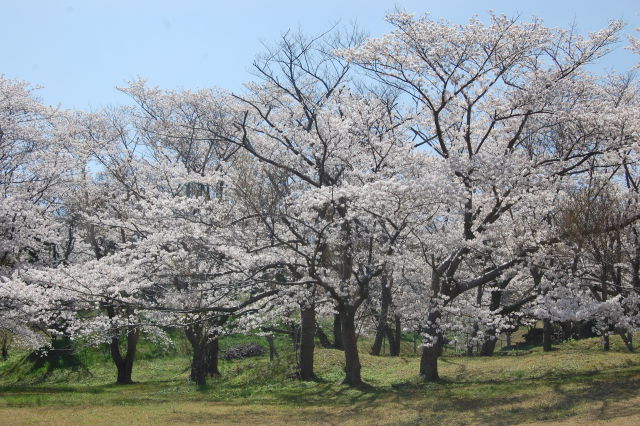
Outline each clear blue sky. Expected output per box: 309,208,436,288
2,0,638,110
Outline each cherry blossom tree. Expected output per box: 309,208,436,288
3,11,640,391
0,76,79,350
341,11,632,381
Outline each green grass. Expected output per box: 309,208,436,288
1,334,640,424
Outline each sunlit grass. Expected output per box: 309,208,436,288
1,335,640,424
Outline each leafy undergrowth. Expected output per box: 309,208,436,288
1,335,639,424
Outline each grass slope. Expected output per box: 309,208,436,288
1,335,639,425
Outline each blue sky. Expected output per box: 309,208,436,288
2,0,638,110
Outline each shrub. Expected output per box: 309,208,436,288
221,343,266,360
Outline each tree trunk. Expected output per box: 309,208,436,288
370,280,391,356
266,335,278,360
384,325,394,355
340,308,362,386
420,310,442,382
467,285,484,356
385,315,401,356
480,333,498,356
0,332,11,361
479,286,504,357
370,320,387,356
1,337,8,361
602,334,610,351
111,327,139,385
543,319,553,352
392,315,401,356
600,269,610,352
185,325,207,386
620,332,634,352
190,343,207,386
299,305,315,380
206,338,220,377
466,322,479,356
105,305,138,385
115,359,133,385
333,314,344,350
420,334,442,382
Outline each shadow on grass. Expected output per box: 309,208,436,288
382,366,640,425
0,349,93,386
2,349,640,425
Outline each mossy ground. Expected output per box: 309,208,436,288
1,333,639,425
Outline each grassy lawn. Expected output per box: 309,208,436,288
1,335,640,424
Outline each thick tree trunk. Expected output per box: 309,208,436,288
420,310,442,382
299,305,315,380
543,319,553,352
479,286,504,357
479,321,499,356
480,335,498,356
391,315,401,356
206,338,220,377
115,360,134,385
333,314,344,350
340,308,362,386
111,327,139,385
185,325,208,386
385,317,401,356
190,344,207,386
420,334,442,382
105,305,138,385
